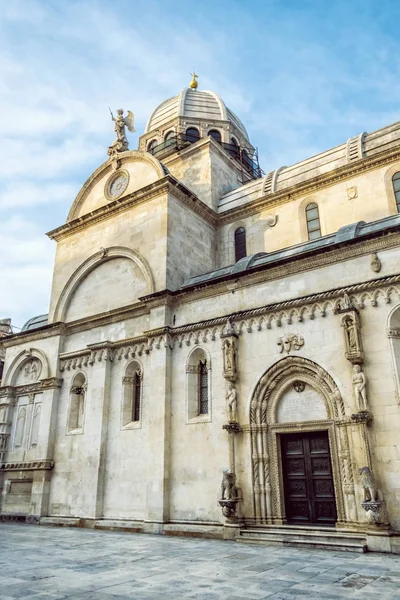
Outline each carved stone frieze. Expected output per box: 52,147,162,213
387,328,400,338
351,410,373,425
277,334,304,354
0,386,16,398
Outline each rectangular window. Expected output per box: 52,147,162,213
132,374,141,422
198,363,208,415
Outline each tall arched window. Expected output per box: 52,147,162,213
198,360,209,415
234,227,247,262
208,129,222,143
186,348,211,422
147,139,158,154
164,130,176,148
185,127,200,144
122,361,142,428
306,203,321,240
228,137,240,159
68,372,86,433
392,172,400,212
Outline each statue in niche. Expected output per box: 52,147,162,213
108,108,135,156
359,467,377,502
340,292,354,311
352,365,368,411
222,338,237,380
226,382,238,422
343,315,358,352
221,469,237,500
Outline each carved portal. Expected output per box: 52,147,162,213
249,356,354,526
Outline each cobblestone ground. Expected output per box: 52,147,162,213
1,524,400,599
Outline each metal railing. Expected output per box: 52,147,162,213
147,134,263,180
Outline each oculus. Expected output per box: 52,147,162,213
105,170,129,200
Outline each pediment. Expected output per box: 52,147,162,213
67,150,167,221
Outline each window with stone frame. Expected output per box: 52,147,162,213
305,202,321,240
186,348,211,422
392,172,400,212
234,227,247,262
208,129,222,144
122,361,143,428
67,372,86,433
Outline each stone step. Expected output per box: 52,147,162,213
238,526,367,553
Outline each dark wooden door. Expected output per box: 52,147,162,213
281,431,337,525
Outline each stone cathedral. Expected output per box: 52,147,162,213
1,74,400,554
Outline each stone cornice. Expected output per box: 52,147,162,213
0,378,62,397
0,460,54,471
3,323,65,348
219,145,400,223
47,176,217,242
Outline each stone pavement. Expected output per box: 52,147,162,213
0,524,400,599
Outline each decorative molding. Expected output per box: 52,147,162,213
0,460,54,471
387,328,400,338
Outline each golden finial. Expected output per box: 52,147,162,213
189,71,198,89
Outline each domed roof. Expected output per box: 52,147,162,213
144,88,249,142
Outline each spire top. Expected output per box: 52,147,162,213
189,71,198,90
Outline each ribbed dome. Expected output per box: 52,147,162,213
145,88,249,141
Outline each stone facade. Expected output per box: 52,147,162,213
1,86,400,552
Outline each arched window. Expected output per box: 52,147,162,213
392,172,400,212
147,139,158,154
185,127,200,144
208,129,222,144
186,348,211,422
164,130,176,148
68,372,86,433
228,137,240,159
122,361,142,428
234,227,247,262
306,203,321,240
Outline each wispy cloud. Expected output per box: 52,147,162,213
1,0,400,326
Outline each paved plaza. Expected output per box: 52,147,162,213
0,524,400,599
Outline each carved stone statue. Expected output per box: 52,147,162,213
352,365,368,411
359,467,377,502
226,383,238,422
342,314,359,353
221,469,237,500
108,108,135,157
222,338,237,381
277,334,304,354
341,292,354,311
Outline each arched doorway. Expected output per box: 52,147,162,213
249,356,355,527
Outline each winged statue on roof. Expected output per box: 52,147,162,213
108,108,135,157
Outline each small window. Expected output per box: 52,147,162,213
228,137,240,159
198,361,209,415
208,129,221,143
185,127,200,144
306,203,321,240
234,227,247,262
147,139,158,154
393,172,400,212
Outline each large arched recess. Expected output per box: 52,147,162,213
248,356,357,527
53,246,155,323
67,150,167,222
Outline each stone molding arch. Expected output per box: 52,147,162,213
383,162,400,216
67,150,167,222
53,246,155,323
249,356,355,526
4,348,50,387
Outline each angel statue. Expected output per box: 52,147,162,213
107,108,135,157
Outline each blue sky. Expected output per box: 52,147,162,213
1,0,400,329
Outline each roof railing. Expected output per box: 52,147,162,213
147,134,263,180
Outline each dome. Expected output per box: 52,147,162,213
21,314,48,332
144,88,249,142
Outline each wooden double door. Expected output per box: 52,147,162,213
281,431,337,525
